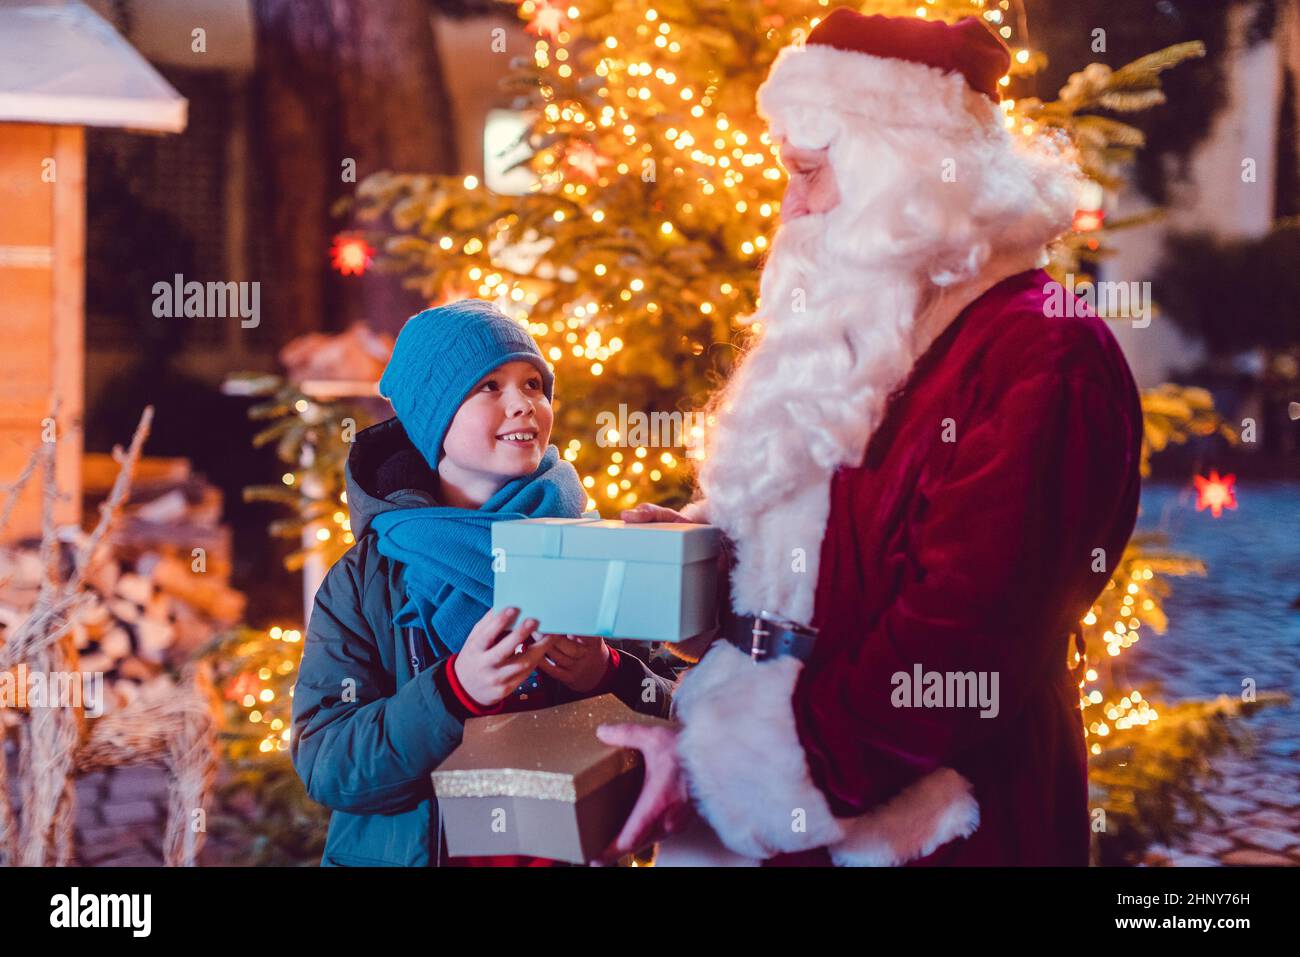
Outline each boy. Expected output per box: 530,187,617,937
291,299,673,866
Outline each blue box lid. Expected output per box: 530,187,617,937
492,517,721,564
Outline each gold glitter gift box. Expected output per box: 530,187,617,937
432,693,675,863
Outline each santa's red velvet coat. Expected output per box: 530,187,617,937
670,268,1143,866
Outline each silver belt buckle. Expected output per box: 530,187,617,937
748,610,817,663
749,613,773,661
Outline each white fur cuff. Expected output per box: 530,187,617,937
673,641,980,865
679,498,710,523
830,767,979,866
675,641,843,859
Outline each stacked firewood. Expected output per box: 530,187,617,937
0,454,244,716
0,406,218,867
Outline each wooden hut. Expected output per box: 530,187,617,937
0,0,185,541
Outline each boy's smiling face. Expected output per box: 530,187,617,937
436,360,554,506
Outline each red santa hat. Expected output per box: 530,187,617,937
757,9,1012,145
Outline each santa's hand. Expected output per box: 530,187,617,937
620,502,698,524
593,723,693,860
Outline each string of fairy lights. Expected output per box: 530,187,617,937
226,626,302,756
1077,566,1162,752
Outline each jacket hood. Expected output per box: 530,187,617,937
344,417,439,540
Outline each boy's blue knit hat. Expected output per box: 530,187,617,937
379,300,554,468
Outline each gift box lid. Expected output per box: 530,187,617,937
431,694,674,803
492,517,721,565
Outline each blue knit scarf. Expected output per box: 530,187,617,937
371,444,587,657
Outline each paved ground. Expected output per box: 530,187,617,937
74,763,250,866
2,744,247,866
1131,482,1300,867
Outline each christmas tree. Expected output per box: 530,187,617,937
347,0,1206,510
216,0,1277,863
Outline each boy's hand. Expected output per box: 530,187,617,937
454,607,555,708
537,634,611,693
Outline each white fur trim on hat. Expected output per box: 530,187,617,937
756,42,1000,147
673,640,980,865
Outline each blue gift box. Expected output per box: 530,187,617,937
490,517,722,643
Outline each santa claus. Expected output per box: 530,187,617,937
598,8,1143,866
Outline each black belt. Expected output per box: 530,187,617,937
723,611,818,663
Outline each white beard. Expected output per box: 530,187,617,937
698,202,1043,625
